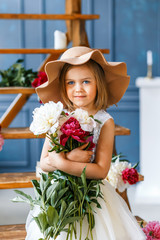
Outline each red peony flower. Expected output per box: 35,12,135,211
143,221,160,239
60,117,90,146
31,71,48,88
122,168,139,185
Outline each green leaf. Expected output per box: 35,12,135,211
0,59,38,87
51,190,58,207
45,182,57,204
61,216,82,228
132,162,139,169
63,201,77,218
12,190,35,209
33,216,42,232
37,212,48,233
59,200,67,219
47,206,59,227
13,189,33,201
31,180,42,198
55,187,69,205
81,167,87,192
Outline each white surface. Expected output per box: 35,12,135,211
136,77,160,204
136,77,160,87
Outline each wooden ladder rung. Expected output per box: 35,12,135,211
1,127,45,139
0,13,99,20
0,171,143,190
0,49,66,54
0,48,110,54
1,125,130,139
0,224,26,240
0,172,37,189
0,87,35,94
115,125,131,135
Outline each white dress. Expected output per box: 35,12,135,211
25,110,146,240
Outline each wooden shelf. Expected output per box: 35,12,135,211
0,172,38,189
0,13,99,20
0,48,110,54
1,125,130,139
0,224,26,239
0,87,35,94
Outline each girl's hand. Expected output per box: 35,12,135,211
47,151,65,167
65,143,93,163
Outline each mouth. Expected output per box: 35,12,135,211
74,96,86,98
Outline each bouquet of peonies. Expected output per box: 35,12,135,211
30,101,98,153
107,154,139,192
13,101,103,240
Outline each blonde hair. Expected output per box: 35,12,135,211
59,59,108,111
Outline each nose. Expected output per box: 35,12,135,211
75,83,83,92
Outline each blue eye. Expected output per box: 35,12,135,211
67,81,74,85
83,80,90,84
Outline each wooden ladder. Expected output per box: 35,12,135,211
0,0,133,238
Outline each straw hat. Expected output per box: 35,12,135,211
36,46,130,107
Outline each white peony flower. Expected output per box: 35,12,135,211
30,101,63,135
107,158,131,192
72,108,96,132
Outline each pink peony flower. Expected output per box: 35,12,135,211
143,221,160,239
85,135,95,150
31,71,48,88
60,117,89,146
0,134,4,151
122,168,139,185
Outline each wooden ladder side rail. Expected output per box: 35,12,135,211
0,13,99,20
0,93,33,128
65,0,89,47
0,88,35,128
0,224,26,240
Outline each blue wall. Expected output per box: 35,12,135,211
0,0,160,172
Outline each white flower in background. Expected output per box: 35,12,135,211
30,101,63,135
72,108,96,132
107,158,131,192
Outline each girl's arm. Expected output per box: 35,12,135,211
42,118,114,179
40,137,57,172
40,137,92,171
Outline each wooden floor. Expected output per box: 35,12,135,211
0,224,26,240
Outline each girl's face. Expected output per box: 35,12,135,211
65,64,97,113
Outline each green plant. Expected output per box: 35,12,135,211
12,168,104,240
0,59,37,87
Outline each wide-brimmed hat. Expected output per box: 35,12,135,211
36,46,130,107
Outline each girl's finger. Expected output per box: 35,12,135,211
78,142,89,149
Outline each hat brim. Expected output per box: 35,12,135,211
36,48,130,106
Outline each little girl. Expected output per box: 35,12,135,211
26,46,145,239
